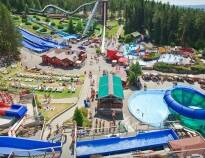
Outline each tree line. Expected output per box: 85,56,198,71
0,2,21,59
124,0,205,49
1,0,205,50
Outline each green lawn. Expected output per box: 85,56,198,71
34,86,81,99
40,103,72,121
106,20,119,38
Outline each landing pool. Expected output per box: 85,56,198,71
128,90,170,127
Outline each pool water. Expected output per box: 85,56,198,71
123,44,191,66
128,90,170,127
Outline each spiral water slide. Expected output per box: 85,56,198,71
30,1,96,16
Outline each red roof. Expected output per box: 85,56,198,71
107,50,119,60
169,136,205,156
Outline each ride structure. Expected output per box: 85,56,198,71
0,136,62,156
76,129,178,158
0,102,27,119
164,86,205,135
30,0,108,41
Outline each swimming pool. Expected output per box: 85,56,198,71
128,90,170,127
125,54,191,66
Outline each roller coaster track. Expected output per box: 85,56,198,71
30,1,96,16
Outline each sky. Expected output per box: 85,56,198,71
155,0,205,5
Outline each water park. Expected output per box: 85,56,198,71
1,0,205,157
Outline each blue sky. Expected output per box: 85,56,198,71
155,0,205,5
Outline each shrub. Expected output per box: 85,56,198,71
96,48,101,54
25,21,32,25
51,22,56,26
45,18,50,22
13,16,19,20
124,34,134,43
153,62,205,74
50,31,55,35
36,17,40,21
118,35,124,43
33,25,40,30
143,52,160,61
33,15,37,18
57,25,63,30
22,18,27,23
40,28,47,32
191,64,205,74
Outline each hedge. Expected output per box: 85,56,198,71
40,28,47,32
124,34,134,43
33,25,40,30
190,64,205,74
143,52,160,61
25,22,32,25
13,16,19,20
57,25,64,30
51,22,56,26
153,62,205,74
22,18,27,23
45,18,50,22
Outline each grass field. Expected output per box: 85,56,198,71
34,86,81,99
106,20,119,38
40,103,72,121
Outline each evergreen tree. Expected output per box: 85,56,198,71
124,0,205,49
73,108,84,127
67,19,75,34
75,20,83,33
24,4,29,15
0,2,21,58
127,62,142,86
34,0,41,10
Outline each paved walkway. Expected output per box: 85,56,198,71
51,97,78,104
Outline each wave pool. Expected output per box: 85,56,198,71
128,90,170,127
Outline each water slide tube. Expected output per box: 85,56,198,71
0,136,62,156
0,102,27,119
76,129,178,158
164,86,205,119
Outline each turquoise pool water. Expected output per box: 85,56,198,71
128,90,170,127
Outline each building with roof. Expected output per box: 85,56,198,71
97,74,124,116
41,48,86,68
168,136,205,157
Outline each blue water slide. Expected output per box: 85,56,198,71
19,29,65,49
0,136,62,156
57,31,80,39
164,86,205,119
76,129,178,158
5,104,27,119
22,40,46,53
24,38,50,50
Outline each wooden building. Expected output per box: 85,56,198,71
41,49,86,68
97,74,124,116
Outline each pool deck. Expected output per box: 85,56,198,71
122,77,205,133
